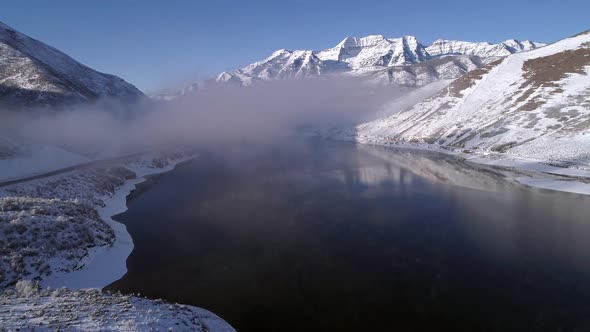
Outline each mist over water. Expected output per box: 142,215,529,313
0,78,440,158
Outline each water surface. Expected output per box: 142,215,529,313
108,139,590,331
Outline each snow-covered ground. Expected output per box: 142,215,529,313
516,177,590,196
0,152,193,289
40,153,194,289
0,151,236,331
0,197,115,288
0,280,235,332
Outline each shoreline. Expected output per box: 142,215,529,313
1,152,238,331
352,136,590,196
41,155,194,290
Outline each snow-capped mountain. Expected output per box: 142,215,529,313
0,21,144,108
240,49,337,79
426,39,545,57
316,35,430,67
210,34,544,89
216,49,348,87
356,30,590,168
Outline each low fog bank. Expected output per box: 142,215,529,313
0,78,443,158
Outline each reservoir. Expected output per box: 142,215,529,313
108,138,590,332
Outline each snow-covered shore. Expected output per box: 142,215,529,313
0,152,237,331
464,154,590,195
351,134,590,196
1,280,235,332
0,153,194,289
41,154,194,289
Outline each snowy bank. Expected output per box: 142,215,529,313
464,155,590,178
0,153,193,289
35,155,192,289
516,177,590,196
0,154,238,331
41,154,194,289
352,135,590,196
463,155,590,195
0,280,235,332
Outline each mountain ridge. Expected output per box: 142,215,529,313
151,34,545,100
146,34,541,101
0,20,144,108
213,34,545,88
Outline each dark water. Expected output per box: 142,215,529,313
108,139,590,331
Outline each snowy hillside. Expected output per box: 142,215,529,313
357,30,590,168
0,21,144,108
206,34,543,89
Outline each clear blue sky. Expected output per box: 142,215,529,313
2,0,588,93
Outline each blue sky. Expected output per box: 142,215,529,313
2,0,589,92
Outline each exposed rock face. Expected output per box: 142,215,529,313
0,21,144,108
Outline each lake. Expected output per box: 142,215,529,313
107,138,590,331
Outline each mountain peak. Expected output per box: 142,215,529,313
336,35,388,49
336,36,358,48
361,34,387,41
401,35,419,42
267,49,291,59
217,71,233,81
